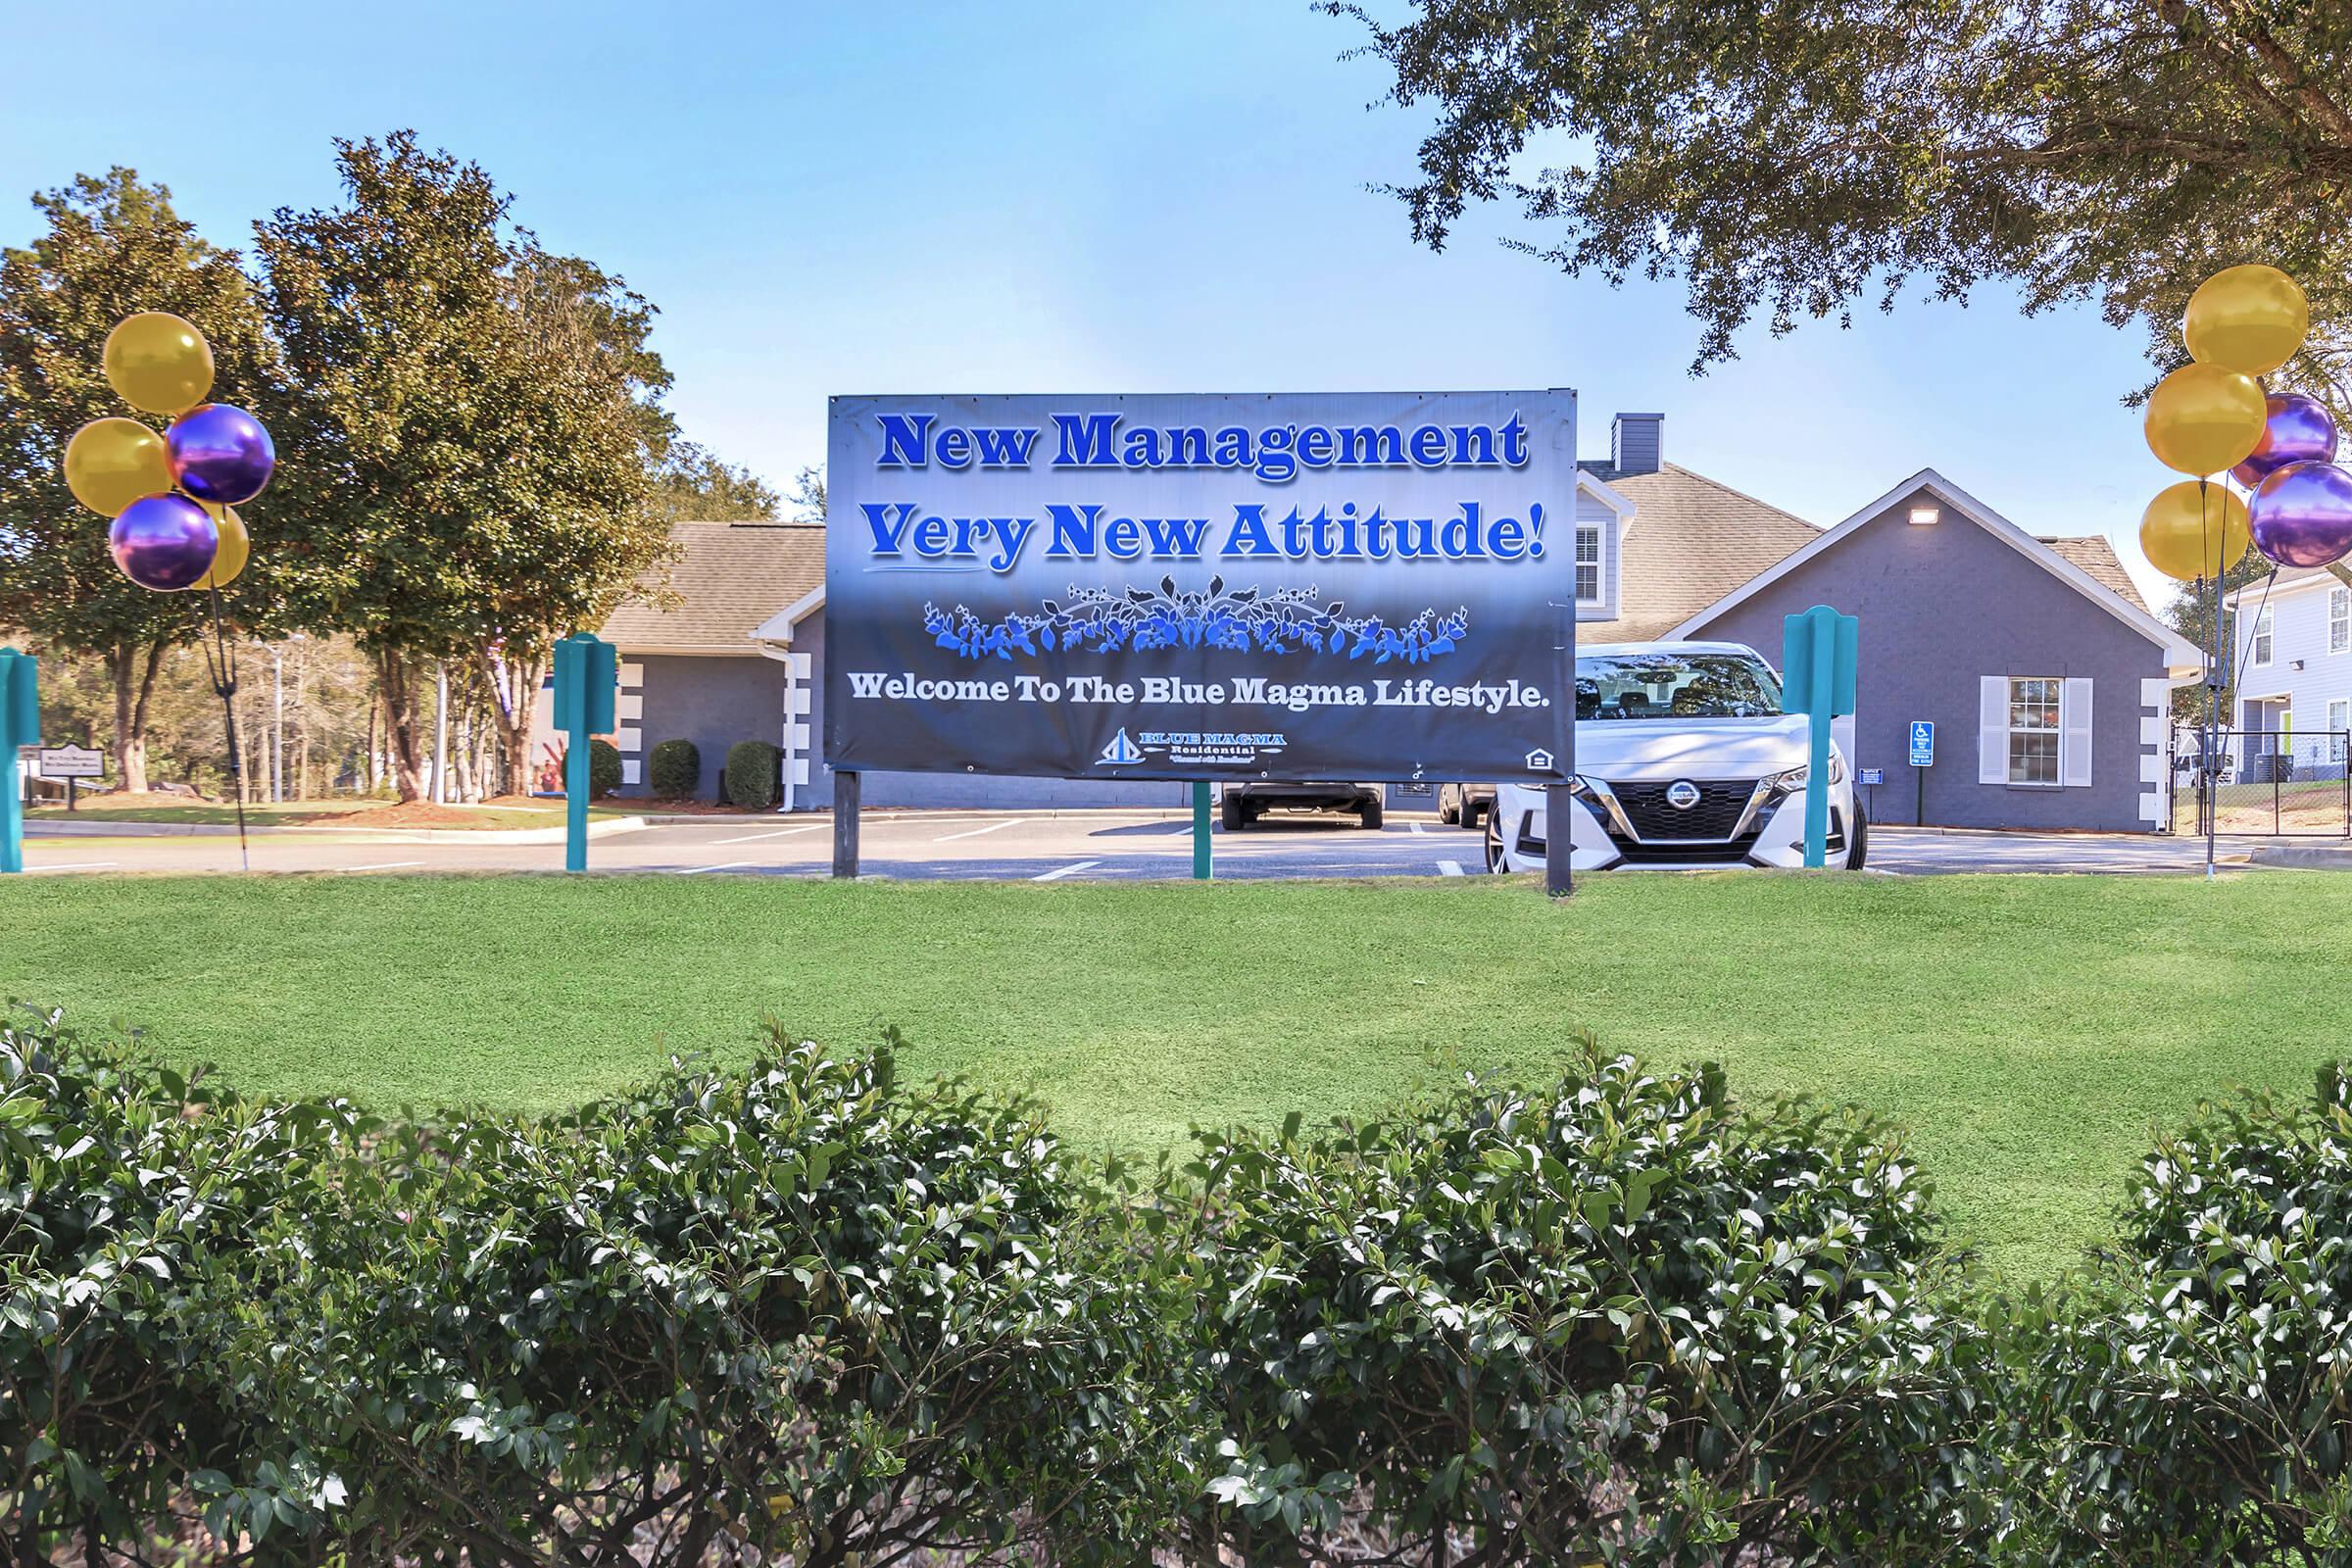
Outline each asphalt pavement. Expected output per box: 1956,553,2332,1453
14,808,2243,880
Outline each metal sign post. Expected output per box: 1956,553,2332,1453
0,651,38,875
1907,719,1935,825
551,632,617,873
1783,606,1859,868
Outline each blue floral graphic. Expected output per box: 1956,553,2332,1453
920,576,1469,664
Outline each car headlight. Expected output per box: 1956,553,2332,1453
1764,756,1843,793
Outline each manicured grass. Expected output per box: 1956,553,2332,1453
3,869,2344,1280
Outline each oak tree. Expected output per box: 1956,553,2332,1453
1334,0,2352,411
0,171,276,792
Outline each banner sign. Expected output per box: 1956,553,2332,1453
824,390,1578,781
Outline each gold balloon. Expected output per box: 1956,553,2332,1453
103,312,214,416
2139,480,2250,582
62,416,172,516
193,504,250,590
2184,265,2309,376
2145,363,2267,476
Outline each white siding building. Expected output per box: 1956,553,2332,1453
2225,565,2352,779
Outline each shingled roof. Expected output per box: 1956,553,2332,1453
602,522,825,654
1577,463,1822,641
2039,536,2151,615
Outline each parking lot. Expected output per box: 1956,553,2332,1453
18,808,2230,879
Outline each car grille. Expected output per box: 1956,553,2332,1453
1610,778,1757,841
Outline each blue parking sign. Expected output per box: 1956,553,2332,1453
1908,720,1935,767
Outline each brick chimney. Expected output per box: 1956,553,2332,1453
1610,413,1664,475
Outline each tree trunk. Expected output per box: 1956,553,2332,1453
476,642,551,802
106,642,167,795
372,648,430,803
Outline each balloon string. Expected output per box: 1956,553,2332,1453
201,585,250,871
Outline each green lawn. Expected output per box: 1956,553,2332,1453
2,869,2343,1280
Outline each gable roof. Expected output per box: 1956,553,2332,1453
602,522,825,655
1574,462,1821,641
1666,467,2200,670
2224,562,2352,607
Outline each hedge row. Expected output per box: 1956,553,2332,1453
6,1010,2351,1565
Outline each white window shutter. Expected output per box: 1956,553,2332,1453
2061,677,2094,787
1979,677,2007,784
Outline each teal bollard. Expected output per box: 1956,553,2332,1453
0,650,38,875
551,633,617,872
1193,780,1212,880
1781,606,1858,868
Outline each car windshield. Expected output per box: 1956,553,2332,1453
1576,651,1783,721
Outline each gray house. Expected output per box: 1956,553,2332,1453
602,427,2195,832
1671,469,2198,831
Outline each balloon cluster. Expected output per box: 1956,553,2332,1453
61,313,274,592
2139,266,2350,581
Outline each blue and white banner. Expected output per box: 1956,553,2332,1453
823,390,1577,782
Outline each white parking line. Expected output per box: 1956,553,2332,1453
1032,859,1100,882
709,823,828,846
1439,859,1465,876
675,861,758,875
23,861,117,874
343,860,426,872
934,818,1024,842
1409,820,1427,835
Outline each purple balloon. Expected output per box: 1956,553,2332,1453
110,493,219,591
166,403,275,505
2233,393,2339,488
2250,462,2352,570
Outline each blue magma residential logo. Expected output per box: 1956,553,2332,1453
1098,729,1145,766
922,576,1467,665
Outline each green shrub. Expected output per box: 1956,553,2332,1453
2022,1063,2352,1564
1129,1043,1987,1566
722,739,780,809
0,1006,368,1557
586,737,623,798
646,737,701,800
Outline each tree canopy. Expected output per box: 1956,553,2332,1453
1334,0,2351,408
0,170,278,788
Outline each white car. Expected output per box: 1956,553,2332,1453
1485,640,1867,872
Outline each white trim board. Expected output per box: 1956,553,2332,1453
751,585,827,647
1664,466,2202,674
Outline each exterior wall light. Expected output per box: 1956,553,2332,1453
1909,505,1940,525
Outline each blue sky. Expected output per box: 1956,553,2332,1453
0,1,2180,605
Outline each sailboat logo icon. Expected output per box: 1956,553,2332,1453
1098,728,1145,766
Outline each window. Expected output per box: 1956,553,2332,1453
2007,677,2061,785
1575,651,1781,721
2331,699,2349,765
2253,607,2275,666
1574,525,1601,602
2332,587,2349,655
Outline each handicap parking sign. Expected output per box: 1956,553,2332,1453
1908,720,1935,766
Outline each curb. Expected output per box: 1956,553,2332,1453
26,816,651,846
2246,845,2352,871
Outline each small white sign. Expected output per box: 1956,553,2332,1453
36,746,104,780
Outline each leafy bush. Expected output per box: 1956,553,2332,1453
646,737,701,800
1130,1043,1987,1566
0,1006,368,1558
723,739,780,809
586,736,623,798
2022,1063,2352,1564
